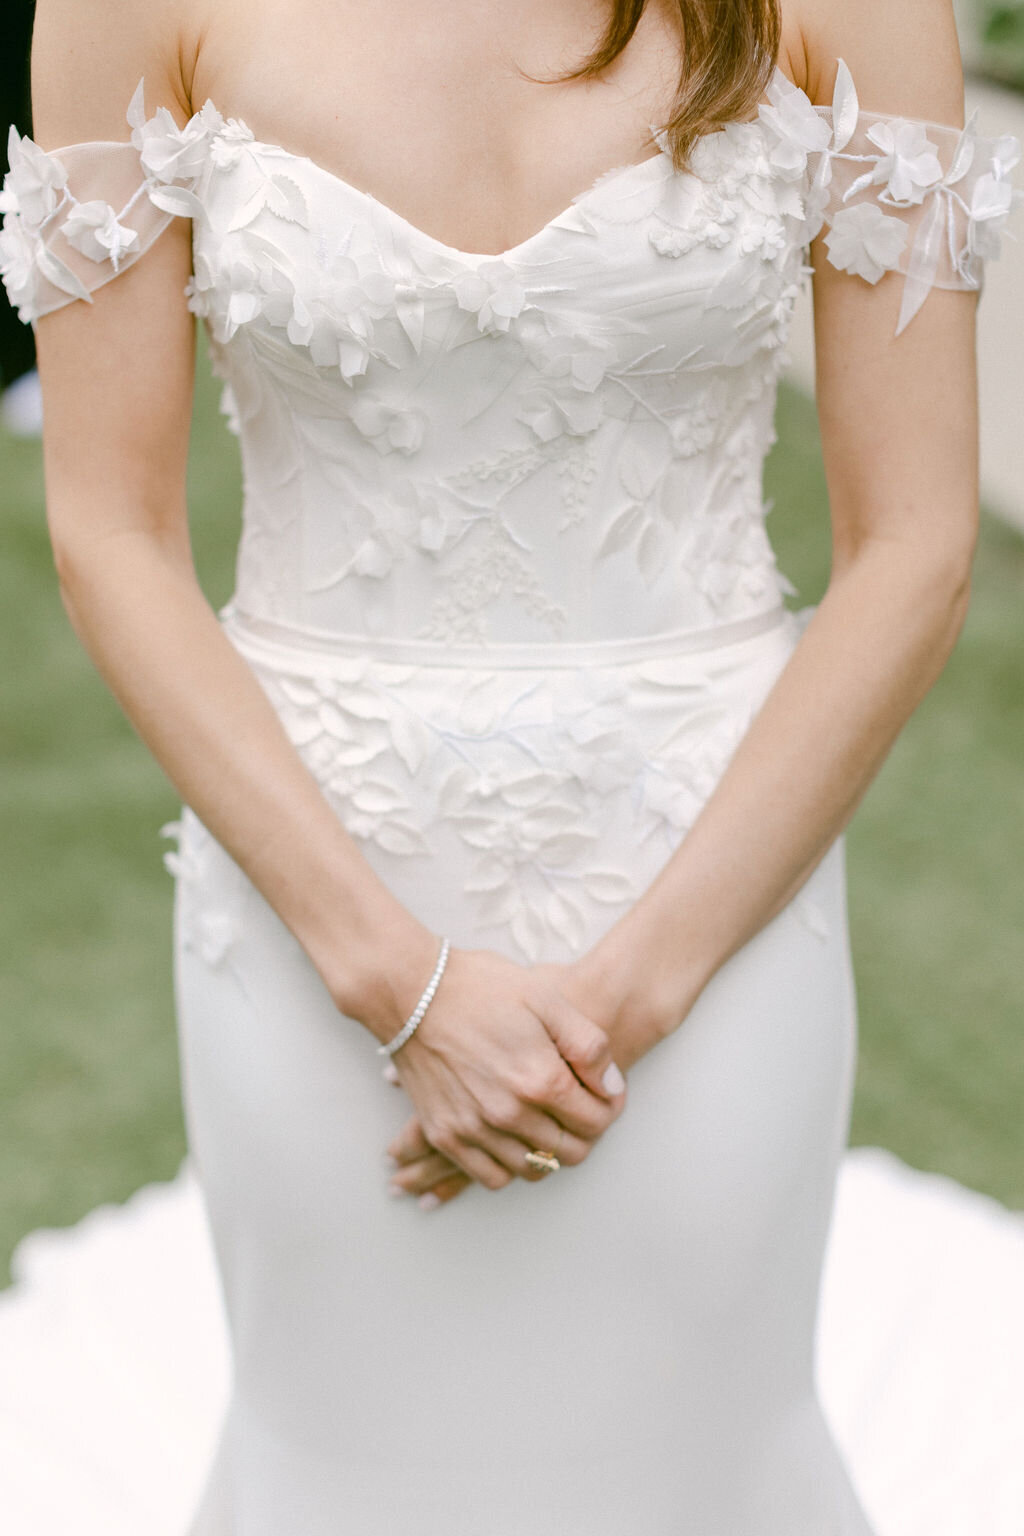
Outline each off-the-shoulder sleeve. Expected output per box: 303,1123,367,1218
0,83,214,325
759,61,1024,335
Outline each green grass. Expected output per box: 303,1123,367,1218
977,2,1024,89
1,346,1022,1283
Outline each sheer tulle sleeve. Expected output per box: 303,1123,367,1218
0,83,209,325
759,60,1024,335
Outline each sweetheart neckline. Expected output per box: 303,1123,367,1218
234,130,672,265
185,62,796,265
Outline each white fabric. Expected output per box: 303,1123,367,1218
2,63,1022,332
1,59,1022,1535
2,1148,1023,1536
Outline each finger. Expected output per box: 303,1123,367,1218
528,1122,591,1169
482,1102,593,1168
469,1125,570,1183
387,1116,434,1166
418,1173,472,1210
433,1136,513,1192
540,992,627,1103
519,1056,623,1140
392,1118,511,1191
388,1151,456,1198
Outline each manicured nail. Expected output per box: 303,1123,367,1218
418,1192,441,1211
602,1062,626,1095
388,1182,407,1198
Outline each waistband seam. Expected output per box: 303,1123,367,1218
220,603,792,670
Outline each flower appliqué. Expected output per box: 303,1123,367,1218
162,813,250,968
824,202,909,283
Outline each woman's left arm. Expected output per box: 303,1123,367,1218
568,0,981,1066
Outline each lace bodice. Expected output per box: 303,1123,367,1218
3,62,1021,652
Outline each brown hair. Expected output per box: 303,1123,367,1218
546,0,782,172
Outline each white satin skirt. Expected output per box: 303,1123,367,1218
171,604,877,1535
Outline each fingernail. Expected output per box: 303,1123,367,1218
602,1062,626,1095
384,1152,398,1167
388,1182,407,1198
382,1063,400,1084
418,1192,441,1211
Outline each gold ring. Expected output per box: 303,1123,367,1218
524,1148,561,1174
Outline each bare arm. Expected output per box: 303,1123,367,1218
26,0,625,1188
571,0,979,1059
29,0,430,1032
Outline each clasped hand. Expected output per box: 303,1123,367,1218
382,946,628,1209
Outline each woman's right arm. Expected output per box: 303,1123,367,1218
25,0,625,1188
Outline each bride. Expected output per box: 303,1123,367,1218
3,0,1018,1530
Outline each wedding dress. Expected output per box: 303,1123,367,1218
2,59,1020,1536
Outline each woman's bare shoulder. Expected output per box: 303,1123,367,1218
794,0,964,121
775,1,812,96
30,0,203,146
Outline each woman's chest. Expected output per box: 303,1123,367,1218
185,114,813,388
187,0,689,261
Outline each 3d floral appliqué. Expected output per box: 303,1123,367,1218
161,816,247,968
857,120,943,206
0,127,68,224
967,135,1023,262
824,203,909,283
452,261,530,334
62,201,140,267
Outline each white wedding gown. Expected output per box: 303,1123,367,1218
2,59,1021,1536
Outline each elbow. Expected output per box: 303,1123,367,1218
945,555,974,640
49,538,97,643
835,499,978,603
49,532,105,626
906,538,977,666
47,510,193,619
919,549,974,695
50,536,81,601
924,527,977,644
831,514,978,656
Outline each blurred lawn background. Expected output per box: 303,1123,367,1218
1,335,1023,1282
973,0,1024,86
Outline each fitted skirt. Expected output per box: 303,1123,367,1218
171,605,876,1535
